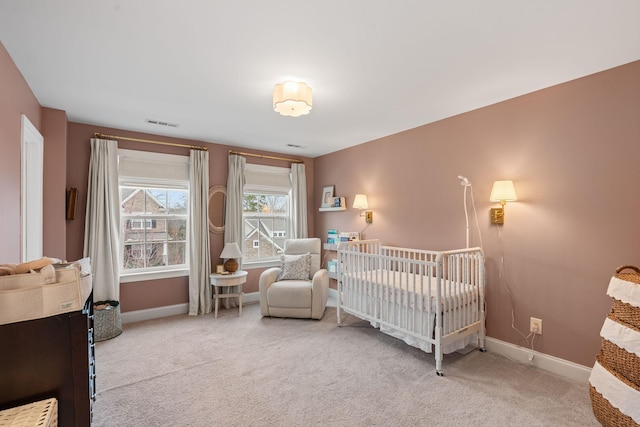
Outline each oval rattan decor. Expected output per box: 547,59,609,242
208,185,226,234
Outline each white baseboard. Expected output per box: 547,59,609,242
121,293,263,324
484,337,592,384
121,303,189,324
244,291,260,304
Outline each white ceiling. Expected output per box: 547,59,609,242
1,1,639,158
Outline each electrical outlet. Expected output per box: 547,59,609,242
530,317,542,335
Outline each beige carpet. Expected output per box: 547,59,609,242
92,302,598,427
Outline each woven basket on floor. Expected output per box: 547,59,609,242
614,265,640,285
0,398,58,427
600,329,640,387
94,300,122,342
611,299,640,329
590,385,639,427
590,265,640,426
590,356,640,427
610,265,640,329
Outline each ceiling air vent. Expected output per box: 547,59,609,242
286,143,304,148
145,119,180,128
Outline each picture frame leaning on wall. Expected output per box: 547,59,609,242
321,186,334,208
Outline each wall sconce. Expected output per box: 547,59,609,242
353,194,373,224
220,242,243,273
489,180,517,224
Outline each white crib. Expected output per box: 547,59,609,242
336,240,485,376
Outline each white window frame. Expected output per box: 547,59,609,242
242,164,292,269
118,149,190,283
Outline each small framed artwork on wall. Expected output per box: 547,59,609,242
321,186,334,208
66,188,78,220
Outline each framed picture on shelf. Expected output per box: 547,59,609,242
321,186,334,207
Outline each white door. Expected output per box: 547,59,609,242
21,114,44,262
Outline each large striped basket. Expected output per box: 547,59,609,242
589,265,640,426
610,266,640,330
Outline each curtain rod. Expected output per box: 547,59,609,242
228,150,303,164
94,132,208,151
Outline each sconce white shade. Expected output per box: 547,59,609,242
273,81,312,117
489,181,518,203
352,194,369,210
220,242,243,259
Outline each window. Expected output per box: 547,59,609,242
243,164,292,266
120,187,188,271
129,219,156,230
118,149,190,280
243,192,289,262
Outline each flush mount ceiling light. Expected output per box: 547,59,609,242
273,81,312,117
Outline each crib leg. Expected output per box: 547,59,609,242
479,328,486,352
435,356,444,376
435,326,443,376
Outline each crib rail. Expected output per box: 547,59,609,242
336,241,485,375
439,249,485,333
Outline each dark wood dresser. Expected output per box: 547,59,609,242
0,295,95,426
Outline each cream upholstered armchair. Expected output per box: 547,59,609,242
259,238,329,320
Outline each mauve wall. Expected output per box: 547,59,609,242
313,61,640,367
42,107,68,260
66,122,315,312
0,42,42,262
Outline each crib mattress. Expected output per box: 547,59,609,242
341,269,481,354
341,269,479,311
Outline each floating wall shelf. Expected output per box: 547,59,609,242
318,206,346,212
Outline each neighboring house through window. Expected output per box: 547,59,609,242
129,219,156,230
118,149,190,281
243,164,292,267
